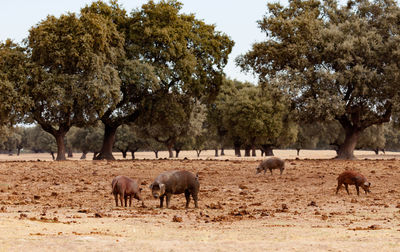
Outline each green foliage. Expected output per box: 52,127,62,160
83,1,159,125
0,40,30,127
139,92,194,151
24,126,57,155
212,79,297,151
0,127,21,153
114,124,145,156
384,122,400,151
187,102,208,153
129,0,234,100
27,11,124,126
67,125,103,154
357,125,385,151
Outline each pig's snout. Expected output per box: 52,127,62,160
256,167,261,174
153,193,160,199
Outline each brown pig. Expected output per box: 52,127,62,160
111,176,145,207
149,170,199,209
256,157,285,175
336,171,371,196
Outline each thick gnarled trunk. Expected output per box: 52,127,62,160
94,124,117,160
54,132,67,161
336,127,361,160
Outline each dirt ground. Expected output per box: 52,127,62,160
0,150,400,251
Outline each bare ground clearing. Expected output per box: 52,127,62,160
0,150,400,251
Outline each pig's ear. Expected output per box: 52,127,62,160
149,183,153,189
160,184,166,195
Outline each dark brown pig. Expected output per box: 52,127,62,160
149,170,199,209
336,171,371,196
111,176,144,207
256,157,285,175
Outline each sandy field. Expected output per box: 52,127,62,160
0,150,400,251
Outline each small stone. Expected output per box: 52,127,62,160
172,215,183,222
308,201,317,207
94,213,103,218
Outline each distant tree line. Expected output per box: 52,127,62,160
2,0,400,160
2,88,400,159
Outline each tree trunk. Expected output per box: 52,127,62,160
167,145,174,158
251,146,256,157
54,132,67,161
336,128,361,160
154,151,159,158
67,148,73,158
196,150,201,157
261,144,274,156
80,152,87,160
244,146,251,157
214,148,219,157
297,148,300,156
94,124,118,160
234,141,241,157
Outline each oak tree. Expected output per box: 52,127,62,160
238,0,400,159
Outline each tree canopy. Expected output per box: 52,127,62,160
0,40,30,131
23,9,125,160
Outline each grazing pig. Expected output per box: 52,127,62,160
149,170,199,209
256,157,285,175
111,176,144,207
336,171,371,196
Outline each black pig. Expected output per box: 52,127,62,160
149,170,199,209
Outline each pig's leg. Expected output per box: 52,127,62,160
120,193,124,206
159,195,164,208
192,192,198,208
166,193,172,208
269,168,273,175
185,190,191,208
124,194,128,207
129,195,132,207
355,185,360,196
114,193,118,206
344,184,350,195
336,183,341,194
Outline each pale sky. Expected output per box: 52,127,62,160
0,0,288,83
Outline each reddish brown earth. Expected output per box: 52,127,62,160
0,152,400,251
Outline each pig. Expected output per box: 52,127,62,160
149,170,199,209
111,175,145,207
256,157,285,175
336,171,371,196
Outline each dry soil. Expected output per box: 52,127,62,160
0,150,400,251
